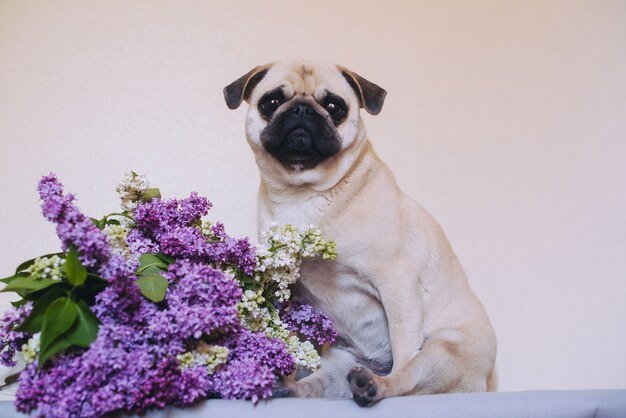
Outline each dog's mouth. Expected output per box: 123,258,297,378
279,128,319,166
259,102,342,170
261,126,336,170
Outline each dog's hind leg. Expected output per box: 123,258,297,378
347,323,496,406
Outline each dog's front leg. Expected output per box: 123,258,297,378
346,265,428,405
276,347,358,398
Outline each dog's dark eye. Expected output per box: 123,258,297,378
258,92,284,119
323,95,347,124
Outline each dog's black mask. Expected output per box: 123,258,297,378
260,99,342,170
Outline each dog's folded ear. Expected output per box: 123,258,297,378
339,67,387,115
223,64,272,109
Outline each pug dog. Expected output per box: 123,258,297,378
223,61,497,406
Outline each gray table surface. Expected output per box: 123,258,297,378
0,390,625,418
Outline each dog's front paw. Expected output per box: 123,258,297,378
347,366,379,407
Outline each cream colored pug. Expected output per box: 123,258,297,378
224,61,497,406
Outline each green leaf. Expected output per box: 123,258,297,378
138,254,167,268
16,287,66,334
154,252,174,264
1,275,59,294
38,334,72,370
136,274,169,302
140,265,165,276
10,299,27,308
90,217,101,226
66,300,100,347
15,253,65,274
265,301,277,314
84,273,108,291
243,283,258,292
141,188,161,202
1,273,24,284
65,245,87,287
136,253,168,274
238,273,257,285
40,297,78,354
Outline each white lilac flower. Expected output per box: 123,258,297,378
241,223,336,370
21,332,41,364
236,286,322,371
25,256,65,281
200,219,213,237
237,290,271,331
115,171,150,212
249,307,322,371
102,223,131,258
254,224,335,302
284,336,321,370
176,341,229,375
222,267,239,282
274,288,291,301
265,325,321,371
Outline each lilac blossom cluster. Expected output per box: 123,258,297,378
37,174,111,271
281,301,338,346
0,173,337,417
131,194,256,275
214,331,295,402
0,303,32,367
14,259,258,416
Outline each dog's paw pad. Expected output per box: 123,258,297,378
347,367,378,407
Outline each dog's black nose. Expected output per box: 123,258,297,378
290,103,314,118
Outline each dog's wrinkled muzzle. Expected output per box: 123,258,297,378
286,127,312,151
260,99,342,170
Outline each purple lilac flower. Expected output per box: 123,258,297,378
37,174,110,271
133,192,211,239
211,222,227,239
176,192,213,225
176,366,212,405
9,174,316,416
90,267,143,326
197,329,295,403
159,226,205,258
126,228,160,264
14,252,254,415
147,260,242,341
221,330,295,376
133,195,257,274
14,340,201,417
0,303,32,367
204,236,257,276
281,301,338,346
210,357,276,403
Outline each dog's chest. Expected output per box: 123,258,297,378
260,192,330,231
260,189,393,372
295,259,393,374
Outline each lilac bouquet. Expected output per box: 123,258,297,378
0,172,337,417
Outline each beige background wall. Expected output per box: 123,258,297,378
1,0,625,392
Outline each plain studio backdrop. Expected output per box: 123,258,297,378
0,0,625,393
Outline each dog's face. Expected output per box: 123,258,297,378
224,61,386,185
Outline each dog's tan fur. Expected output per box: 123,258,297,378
225,61,497,405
